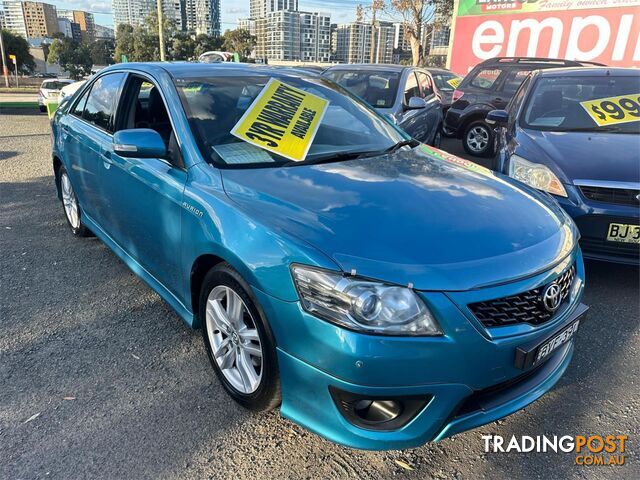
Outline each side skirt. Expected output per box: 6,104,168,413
82,211,196,328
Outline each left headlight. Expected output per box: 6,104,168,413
508,154,567,197
291,265,443,336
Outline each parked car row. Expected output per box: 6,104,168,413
51,61,594,451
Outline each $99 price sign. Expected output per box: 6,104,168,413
581,93,640,127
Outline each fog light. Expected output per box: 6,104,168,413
330,387,431,431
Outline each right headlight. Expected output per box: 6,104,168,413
508,155,567,197
291,265,443,336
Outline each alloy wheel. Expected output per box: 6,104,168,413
466,125,489,153
206,285,263,394
61,172,80,229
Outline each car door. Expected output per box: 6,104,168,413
396,70,426,140
59,72,127,231
101,74,187,296
416,71,443,144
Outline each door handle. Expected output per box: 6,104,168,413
102,150,112,169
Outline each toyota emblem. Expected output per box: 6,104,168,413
541,283,562,313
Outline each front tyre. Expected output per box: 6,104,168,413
463,120,494,157
59,166,91,237
200,263,281,411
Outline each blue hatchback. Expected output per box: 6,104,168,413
51,63,587,450
489,67,640,265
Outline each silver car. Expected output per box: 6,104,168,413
323,64,444,147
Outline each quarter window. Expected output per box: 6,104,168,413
82,73,126,132
502,69,532,94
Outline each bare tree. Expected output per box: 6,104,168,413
390,0,453,66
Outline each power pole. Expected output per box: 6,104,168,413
157,0,166,61
0,30,9,87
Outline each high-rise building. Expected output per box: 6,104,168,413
332,21,394,64
95,24,115,40
0,9,5,29
250,0,297,19
113,0,219,36
58,9,95,41
57,17,81,41
255,9,330,62
2,1,59,38
237,17,256,36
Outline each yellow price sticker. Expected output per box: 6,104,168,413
231,78,329,162
447,77,462,89
581,93,640,126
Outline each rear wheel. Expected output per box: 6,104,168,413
463,121,494,157
59,167,90,237
200,263,281,411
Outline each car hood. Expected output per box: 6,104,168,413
221,147,577,291
519,129,640,183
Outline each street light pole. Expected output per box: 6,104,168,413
0,30,9,87
157,0,166,61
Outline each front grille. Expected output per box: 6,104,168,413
469,264,576,328
579,186,640,207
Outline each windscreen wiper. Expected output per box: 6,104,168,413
384,138,420,154
560,125,623,133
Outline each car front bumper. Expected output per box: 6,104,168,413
253,250,586,450
558,185,639,265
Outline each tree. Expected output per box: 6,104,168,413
169,32,196,61
115,24,135,62
193,34,223,58
389,0,453,66
89,39,115,66
0,29,35,73
222,28,256,60
47,37,92,79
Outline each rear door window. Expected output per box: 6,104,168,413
502,69,532,95
417,72,434,97
470,68,502,90
82,73,127,133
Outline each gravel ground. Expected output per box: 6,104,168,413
0,113,638,479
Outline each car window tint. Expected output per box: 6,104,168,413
71,87,90,117
82,73,126,132
404,72,421,103
502,69,532,94
508,76,530,117
417,73,433,97
470,68,501,89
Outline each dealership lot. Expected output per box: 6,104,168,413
0,113,638,479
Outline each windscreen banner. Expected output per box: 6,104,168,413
447,0,640,74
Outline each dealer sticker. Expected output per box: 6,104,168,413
231,78,329,162
580,93,640,127
447,77,463,89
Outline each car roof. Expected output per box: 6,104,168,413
99,61,329,78
324,63,408,73
534,67,639,77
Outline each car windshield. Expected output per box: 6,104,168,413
174,73,407,168
522,75,640,133
42,80,72,90
322,70,400,109
431,72,460,92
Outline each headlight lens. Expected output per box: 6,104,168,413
508,155,567,197
291,265,442,336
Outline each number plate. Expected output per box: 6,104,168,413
607,223,640,244
534,320,580,365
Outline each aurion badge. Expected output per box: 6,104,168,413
541,283,562,313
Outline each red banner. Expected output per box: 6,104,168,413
449,6,640,74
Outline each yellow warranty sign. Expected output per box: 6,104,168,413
581,93,640,127
447,77,462,89
231,78,329,162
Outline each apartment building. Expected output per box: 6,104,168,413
57,17,82,41
57,9,95,41
2,0,59,38
332,21,394,64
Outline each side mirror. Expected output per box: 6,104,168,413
406,96,428,110
113,129,166,158
486,109,509,125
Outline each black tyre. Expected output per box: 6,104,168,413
39,105,46,113
463,120,494,157
200,263,281,411
58,166,91,237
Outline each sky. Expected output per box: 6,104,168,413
41,0,369,28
